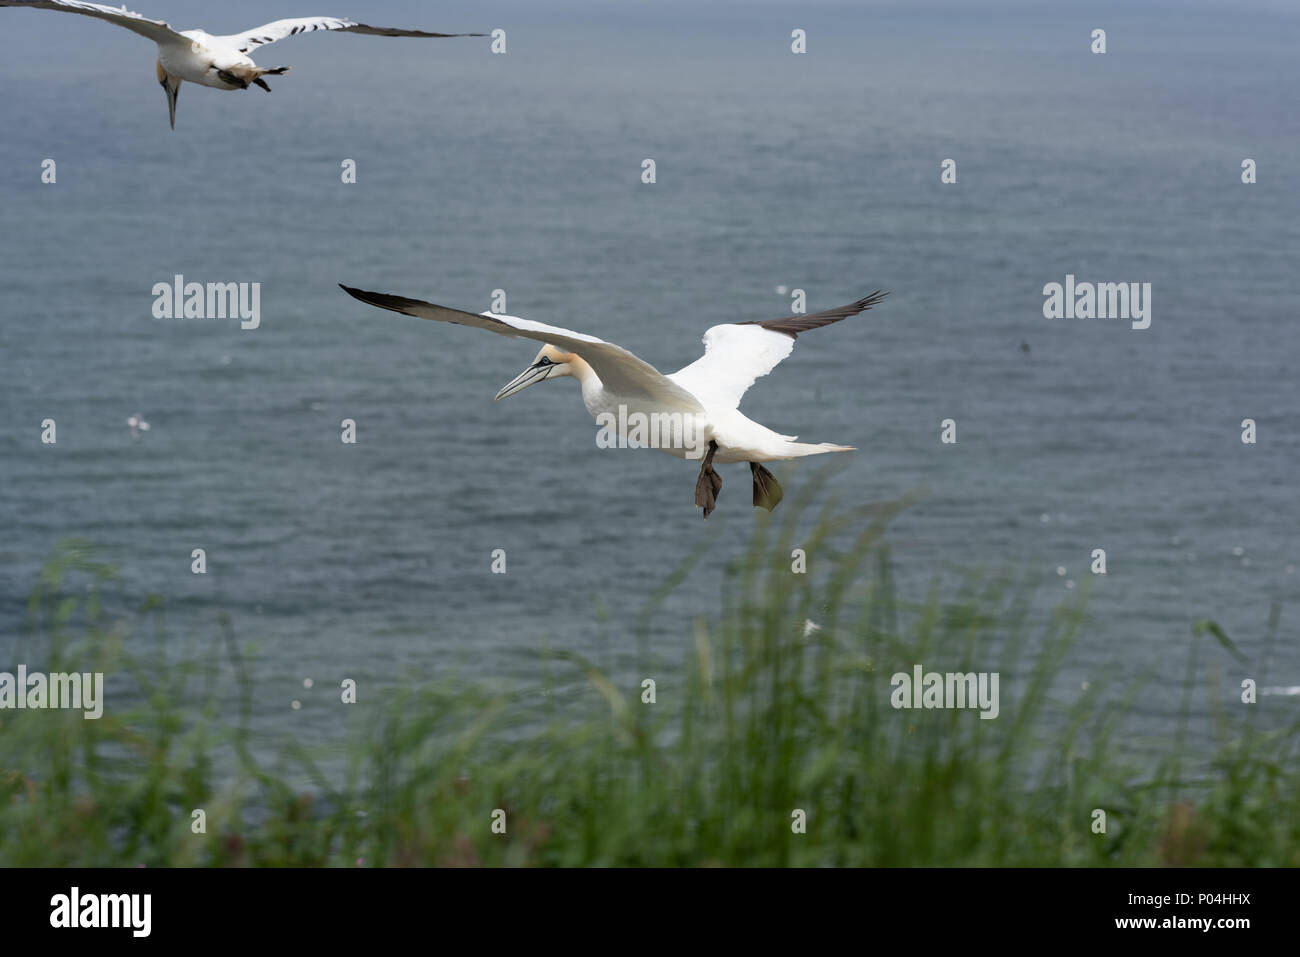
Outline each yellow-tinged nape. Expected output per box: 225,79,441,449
532,344,575,369
545,345,596,382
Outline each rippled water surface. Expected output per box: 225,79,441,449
1,1,1296,752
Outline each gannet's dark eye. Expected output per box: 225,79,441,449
537,356,552,367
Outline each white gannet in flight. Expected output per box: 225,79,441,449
126,413,150,439
0,1,484,128
340,284,889,518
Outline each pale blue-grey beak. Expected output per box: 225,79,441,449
157,65,180,130
494,361,553,402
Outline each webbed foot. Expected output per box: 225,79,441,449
749,462,783,511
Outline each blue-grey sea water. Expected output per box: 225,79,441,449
1,0,1296,759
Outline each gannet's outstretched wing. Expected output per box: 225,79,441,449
225,17,484,53
339,285,705,413
0,0,183,43
669,291,888,409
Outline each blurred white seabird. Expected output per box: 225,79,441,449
1,1,483,128
126,414,150,439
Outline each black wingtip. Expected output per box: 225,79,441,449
338,284,426,317
739,287,892,338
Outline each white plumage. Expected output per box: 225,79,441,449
339,284,889,517
1,1,483,128
669,323,797,411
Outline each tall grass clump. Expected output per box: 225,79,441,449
2,495,1298,866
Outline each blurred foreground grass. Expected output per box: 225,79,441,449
3,489,1297,867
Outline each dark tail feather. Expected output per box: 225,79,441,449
252,67,288,92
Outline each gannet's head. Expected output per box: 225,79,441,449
494,344,575,402
156,60,181,130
